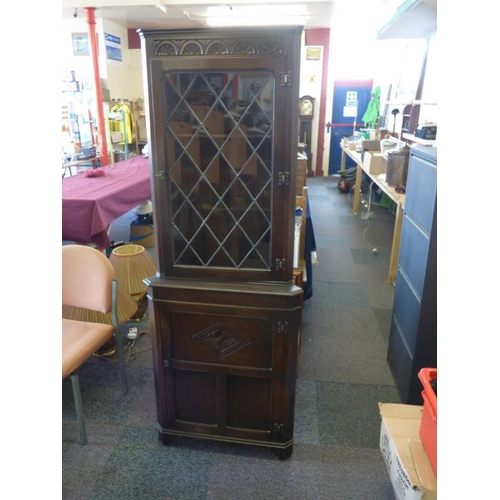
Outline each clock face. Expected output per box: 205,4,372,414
300,99,313,117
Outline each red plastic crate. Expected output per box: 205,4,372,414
418,368,437,476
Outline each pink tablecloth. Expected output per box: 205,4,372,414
62,156,151,249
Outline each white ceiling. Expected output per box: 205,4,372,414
61,0,398,31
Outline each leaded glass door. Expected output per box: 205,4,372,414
149,56,295,282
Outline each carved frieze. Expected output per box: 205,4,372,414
154,36,286,57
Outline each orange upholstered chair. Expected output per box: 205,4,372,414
62,245,129,445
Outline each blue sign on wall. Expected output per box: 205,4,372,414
105,32,122,63
104,33,121,45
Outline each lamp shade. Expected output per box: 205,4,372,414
62,280,138,325
109,244,157,298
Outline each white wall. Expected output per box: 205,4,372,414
62,15,143,100
419,32,437,124
128,49,145,100
61,17,95,81
62,15,148,151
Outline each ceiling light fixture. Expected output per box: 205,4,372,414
179,3,308,27
206,15,306,27
156,0,168,14
206,4,306,17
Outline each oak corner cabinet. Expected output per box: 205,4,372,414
387,145,437,405
139,26,303,459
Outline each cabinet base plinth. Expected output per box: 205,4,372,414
271,444,293,460
159,433,176,445
157,428,294,459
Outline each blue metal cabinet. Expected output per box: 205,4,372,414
388,146,437,404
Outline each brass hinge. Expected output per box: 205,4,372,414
155,170,166,180
273,423,284,434
277,171,290,186
275,258,287,271
280,71,293,86
277,321,289,334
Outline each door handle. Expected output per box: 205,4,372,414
325,122,333,133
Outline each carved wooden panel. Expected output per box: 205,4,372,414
153,35,287,57
170,310,273,368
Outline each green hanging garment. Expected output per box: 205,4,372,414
362,86,381,129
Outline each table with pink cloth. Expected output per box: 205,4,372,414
62,156,151,250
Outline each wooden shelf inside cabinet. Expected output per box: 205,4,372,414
384,101,437,106
402,133,436,146
401,104,420,135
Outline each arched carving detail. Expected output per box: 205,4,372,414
155,41,177,56
206,40,229,55
181,41,203,55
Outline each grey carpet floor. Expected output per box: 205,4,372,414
62,174,401,499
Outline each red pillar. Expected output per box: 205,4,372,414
85,7,109,166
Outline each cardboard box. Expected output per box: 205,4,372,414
110,131,123,143
130,223,155,248
361,139,381,152
379,403,437,500
363,152,387,175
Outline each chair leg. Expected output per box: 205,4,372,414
114,326,129,394
70,373,88,445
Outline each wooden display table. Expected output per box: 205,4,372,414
340,142,406,285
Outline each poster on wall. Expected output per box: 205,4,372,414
305,46,322,61
72,33,90,56
71,33,99,57
343,91,358,117
105,32,122,65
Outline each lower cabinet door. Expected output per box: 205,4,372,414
149,282,302,458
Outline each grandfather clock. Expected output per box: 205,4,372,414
299,95,314,176
139,26,303,459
